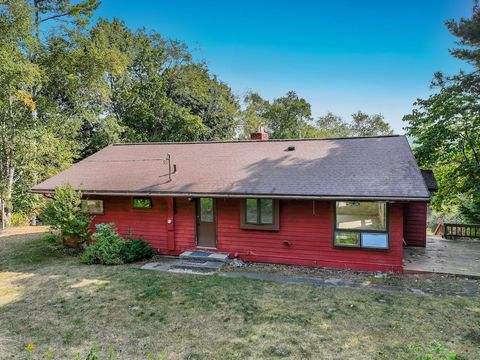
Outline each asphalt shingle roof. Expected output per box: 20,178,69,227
421,169,438,192
32,135,430,200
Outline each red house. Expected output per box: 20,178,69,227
32,132,435,272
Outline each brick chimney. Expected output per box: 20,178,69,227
250,127,269,141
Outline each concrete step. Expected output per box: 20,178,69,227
167,268,215,276
179,250,229,263
170,258,225,273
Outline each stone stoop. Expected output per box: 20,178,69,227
169,258,224,274
142,251,229,275
179,250,229,263
170,251,229,274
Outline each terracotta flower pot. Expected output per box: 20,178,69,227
63,235,81,249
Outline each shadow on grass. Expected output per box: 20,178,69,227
0,233,66,270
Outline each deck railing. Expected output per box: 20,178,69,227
434,223,480,239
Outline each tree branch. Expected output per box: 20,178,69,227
39,12,71,24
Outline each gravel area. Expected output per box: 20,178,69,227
222,259,479,294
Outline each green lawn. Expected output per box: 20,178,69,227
0,231,479,359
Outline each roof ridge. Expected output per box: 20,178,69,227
111,134,402,146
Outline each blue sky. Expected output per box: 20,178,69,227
94,0,473,133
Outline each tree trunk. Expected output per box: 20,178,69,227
0,195,5,231
4,165,14,227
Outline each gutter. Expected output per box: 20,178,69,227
30,189,430,202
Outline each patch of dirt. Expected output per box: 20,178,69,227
222,260,478,294
224,260,429,280
0,226,49,238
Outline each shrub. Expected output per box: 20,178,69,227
10,213,30,226
121,238,154,263
81,224,124,265
42,185,91,245
82,224,153,265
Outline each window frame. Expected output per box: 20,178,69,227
245,198,274,225
132,197,153,209
81,199,104,215
333,201,389,250
199,197,215,223
240,199,280,231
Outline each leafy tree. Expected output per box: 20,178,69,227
316,111,393,138
12,182,43,220
350,111,393,136
83,21,239,146
300,123,328,138
237,91,394,140
1,4,241,227
316,112,351,137
264,91,313,139
0,0,98,228
38,17,130,157
404,2,480,222
238,92,270,139
0,0,41,228
404,85,480,221
165,63,239,140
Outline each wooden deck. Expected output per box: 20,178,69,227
403,236,480,277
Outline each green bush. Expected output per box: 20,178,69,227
121,238,154,263
81,223,124,265
10,213,30,226
81,224,153,265
42,185,91,245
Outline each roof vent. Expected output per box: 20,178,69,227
287,146,295,151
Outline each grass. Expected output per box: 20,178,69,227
0,229,479,359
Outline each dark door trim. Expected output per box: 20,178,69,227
195,198,217,248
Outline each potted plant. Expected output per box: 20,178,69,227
42,185,91,248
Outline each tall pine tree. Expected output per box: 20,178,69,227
404,2,480,222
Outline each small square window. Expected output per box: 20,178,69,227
361,233,388,249
245,199,274,225
240,199,279,230
133,197,153,209
81,200,103,215
334,232,360,247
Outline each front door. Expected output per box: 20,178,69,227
196,198,216,248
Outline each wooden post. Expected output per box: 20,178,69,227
166,197,175,250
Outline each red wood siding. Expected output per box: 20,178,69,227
213,199,403,272
172,197,197,252
89,196,168,250
89,196,405,272
403,202,427,247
